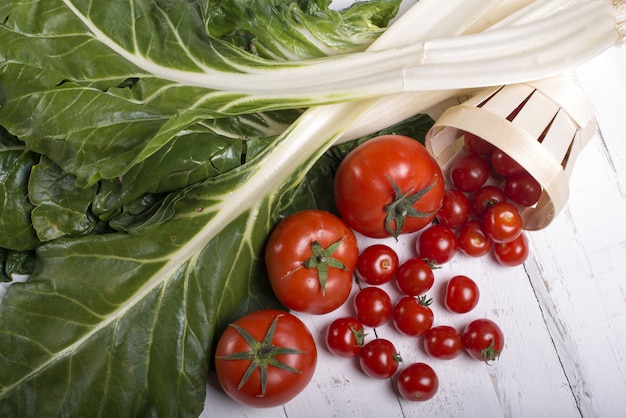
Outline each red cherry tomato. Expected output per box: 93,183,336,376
470,185,507,219
483,202,523,243
359,338,402,379
417,224,458,264
353,286,393,328
444,275,480,313
396,363,439,402
504,171,542,207
449,154,490,193
334,135,445,238
436,189,471,229
462,318,505,363
325,316,366,358
457,220,493,257
463,132,495,155
265,210,358,314
214,310,317,408
490,148,525,177
494,232,529,266
423,325,463,360
392,296,434,337
394,258,435,296
356,244,399,285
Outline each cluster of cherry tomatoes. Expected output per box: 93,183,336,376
325,242,504,401
214,134,528,408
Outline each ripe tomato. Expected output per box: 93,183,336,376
444,275,480,313
392,295,434,337
462,318,504,363
353,286,393,328
494,232,529,266
214,310,317,408
396,363,439,402
325,316,366,358
394,258,435,296
356,244,399,285
470,185,507,219
436,188,471,229
416,224,458,264
265,210,358,314
504,171,542,207
334,135,444,238
359,338,402,379
457,220,493,257
463,132,495,155
449,154,490,193
490,148,525,177
423,325,463,360
483,202,523,243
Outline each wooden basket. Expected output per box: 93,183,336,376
425,76,597,231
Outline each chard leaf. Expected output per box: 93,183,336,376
0,127,39,251
29,157,98,242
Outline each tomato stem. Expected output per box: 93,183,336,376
302,238,347,295
216,314,307,397
384,176,439,239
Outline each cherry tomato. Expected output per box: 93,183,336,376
356,244,399,285
490,148,525,177
449,154,490,193
423,325,463,360
470,185,507,219
436,189,471,229
504,171,542,207
463,132,495,155
396,362,439,402
359,338,402,379
325,316,366,358
265,210,358,314
483,202,523,243
417,224,458,264
392,295,434,337
494,232,529,266
462,318,504,363
394,258,435,296
215,310,317,408
334,135,445,239
353,286,393,328
457,220,493,257
444,275,480,313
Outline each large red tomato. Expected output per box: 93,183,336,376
214,310,317,408
334,135,444,238
265,210,358,314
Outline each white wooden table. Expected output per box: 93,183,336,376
202,16,626,418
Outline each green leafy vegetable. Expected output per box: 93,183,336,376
0,1,412,416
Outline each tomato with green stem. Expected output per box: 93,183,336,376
359,338,402,379
396,363,439,402
470,185,507,219
325,316,366,358
215,310,317,408
462,318,504,363
334,135,444,239
392,295,434,337
265,210,358,314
